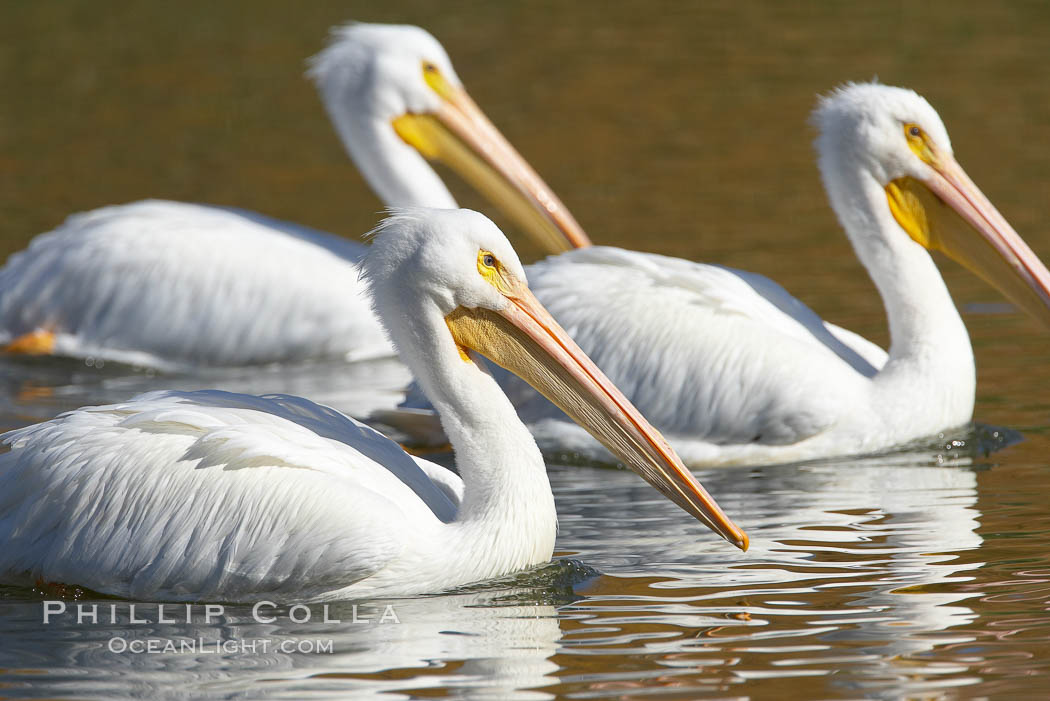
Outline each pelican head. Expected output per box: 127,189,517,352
308,23,590,253
814,82,1050,328
363,208,747,550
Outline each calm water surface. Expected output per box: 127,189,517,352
2,2,1050,698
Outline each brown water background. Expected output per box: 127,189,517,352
2,1,1050,698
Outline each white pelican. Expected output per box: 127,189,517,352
397,83,1050,466
0,23,589,368
0,209,745,602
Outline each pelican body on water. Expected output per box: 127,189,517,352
399,83,1050,466
0,209,745,602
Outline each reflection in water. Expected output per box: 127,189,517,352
0,590,563,700
0,355,411,428
549,459,984,698
2,398,1048,697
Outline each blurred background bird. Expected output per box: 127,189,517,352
0,23,589,369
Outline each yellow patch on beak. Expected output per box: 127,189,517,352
391,114,442,160
446,250,521,363
889,124,951,251
886,154,1050,330
886,177,935,250
389,62,591,255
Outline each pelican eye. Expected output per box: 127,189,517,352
478,249,499,272
477,249,512,293
421,60,452,98
904,123,925,141
903,122,935,164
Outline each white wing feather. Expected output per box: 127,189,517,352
0,390,460,600
0,200,393,367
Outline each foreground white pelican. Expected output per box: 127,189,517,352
0,23,589,368
397,83,1050,466
0,209,745,602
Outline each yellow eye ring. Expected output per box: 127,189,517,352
421,60,454,99
477,249,512,294
903,122,936,165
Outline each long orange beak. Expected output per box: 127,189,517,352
393,77,591,255
445,274,748,551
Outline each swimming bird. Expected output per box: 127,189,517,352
0,23,589,368
0,209,744,602
397,83,1050,466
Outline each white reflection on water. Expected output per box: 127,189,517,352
0,591,562,700
549,457,984,697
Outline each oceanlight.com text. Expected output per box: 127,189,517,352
107,636,335,655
